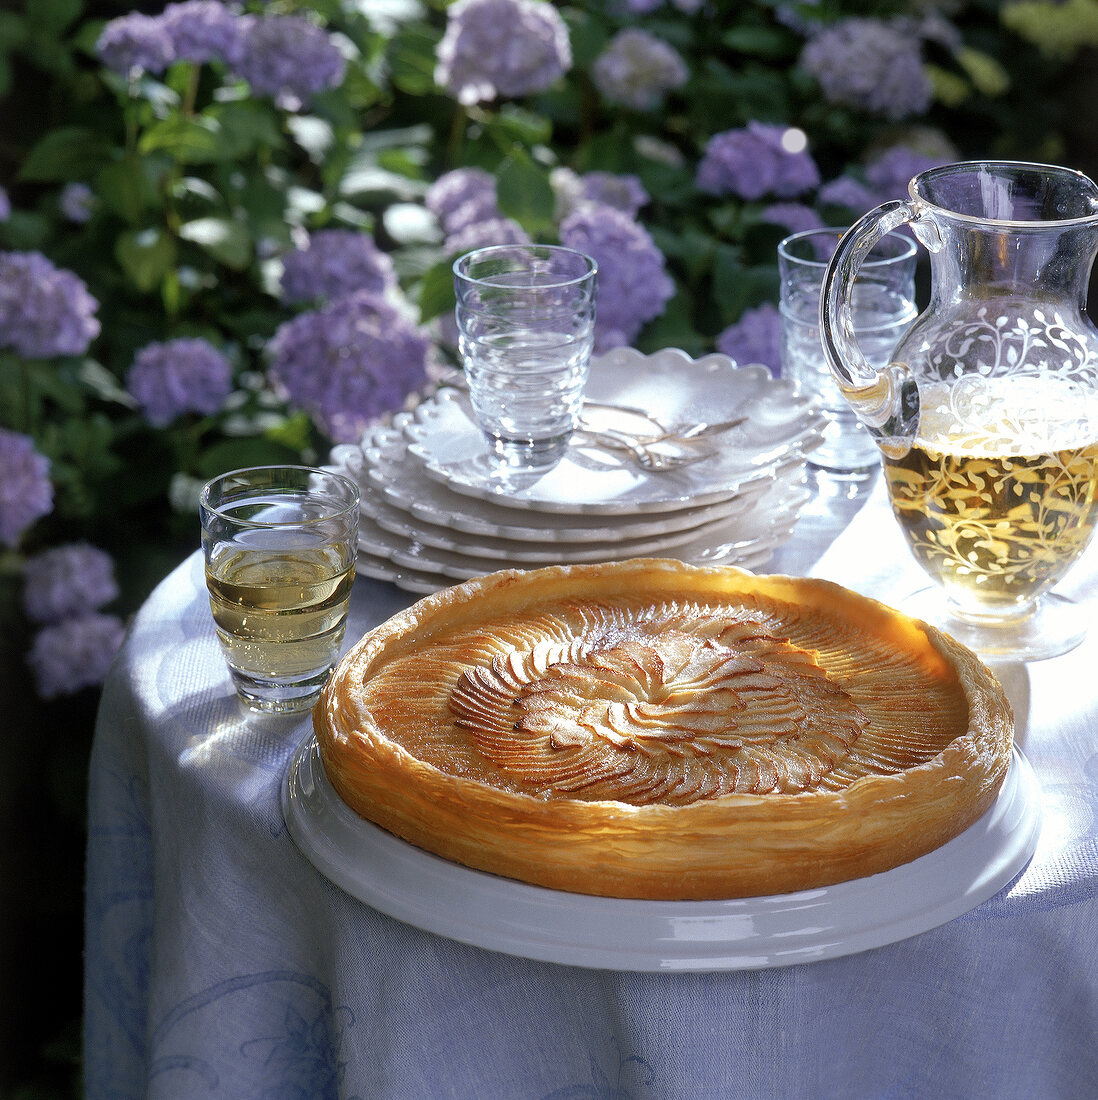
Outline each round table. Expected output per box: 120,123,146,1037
84,472,1098,1099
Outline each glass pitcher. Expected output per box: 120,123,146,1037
820,161,1098,660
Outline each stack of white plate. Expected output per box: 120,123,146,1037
328,347,826,595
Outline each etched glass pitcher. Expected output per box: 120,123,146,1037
820,161,1098,660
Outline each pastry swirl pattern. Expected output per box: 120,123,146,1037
448,603,869,805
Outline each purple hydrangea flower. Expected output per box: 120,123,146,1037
697,123,820,200
28,614,127,699
23,542,119,624
762,202,825,237
444,216,531,259
125,337,233,426
425,168,500,235
865,145,944,200
268,290,430,443
560,203,674,352
160,0,245,66
234,14,346,108
0,251,100,359
716,303,782,376
59,182,96,224
800,19,932,120
96,12,175,76
817,175,881,216
0,429,53,548
553,168,649,219
591,28,689,111
435,0,572,105
280,230,396,305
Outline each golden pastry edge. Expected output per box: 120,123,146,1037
312,558,1014,900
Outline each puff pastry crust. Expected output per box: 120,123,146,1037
313,559,1014,899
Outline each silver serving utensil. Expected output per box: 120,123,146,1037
574,428,716,473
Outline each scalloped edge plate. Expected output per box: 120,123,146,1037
402,350,824,515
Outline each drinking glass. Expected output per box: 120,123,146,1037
779,228,917,476
200,466,359,713
454,244,598,469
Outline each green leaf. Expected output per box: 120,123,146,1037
196,437,303,479
489,105,553,148
74,359,138,408
19,127,112,182
418,260,456,323
25,0,83,34
178,217,252,270
138,116,223,165
711,248,778,322
721,25,794,59
209,101,285,160
635,294,707,357
388,23,441,96
264,411,313,453
115,228,176,292
0,13,28,54
96,157,160,225
496,154,555,236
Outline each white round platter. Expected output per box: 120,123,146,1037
332,429,773,543
402,351,824,516
282,739,1041,972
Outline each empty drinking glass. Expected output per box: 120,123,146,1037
454,244,598,469
779,228,918,476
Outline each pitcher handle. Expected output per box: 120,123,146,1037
819,199,921,459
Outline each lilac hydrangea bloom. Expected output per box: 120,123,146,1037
444,216,531,259
716,303,782,376
817,175,881,216
0,429,53,548
268,291,430,443
96,12,175,76
161,0,244,66
592,28,689,110
234,14,346,107
23,543,119,624
280,230,396,305
29,614,126,699
762,202,825,237
425,168,500,235
0,251,100,359
560,203,674,352
435,0,571,106
552,168,649,219
800,18,932,120
59,182,96,224
125,337,233,426
865,146,944,200
697,123,820,200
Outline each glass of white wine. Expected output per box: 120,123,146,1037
200,466,360,713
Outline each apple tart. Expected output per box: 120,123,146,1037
313,559,1014,900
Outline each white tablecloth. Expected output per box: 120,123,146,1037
84,475,1098,1099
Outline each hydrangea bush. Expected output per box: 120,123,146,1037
0,0,1090,709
